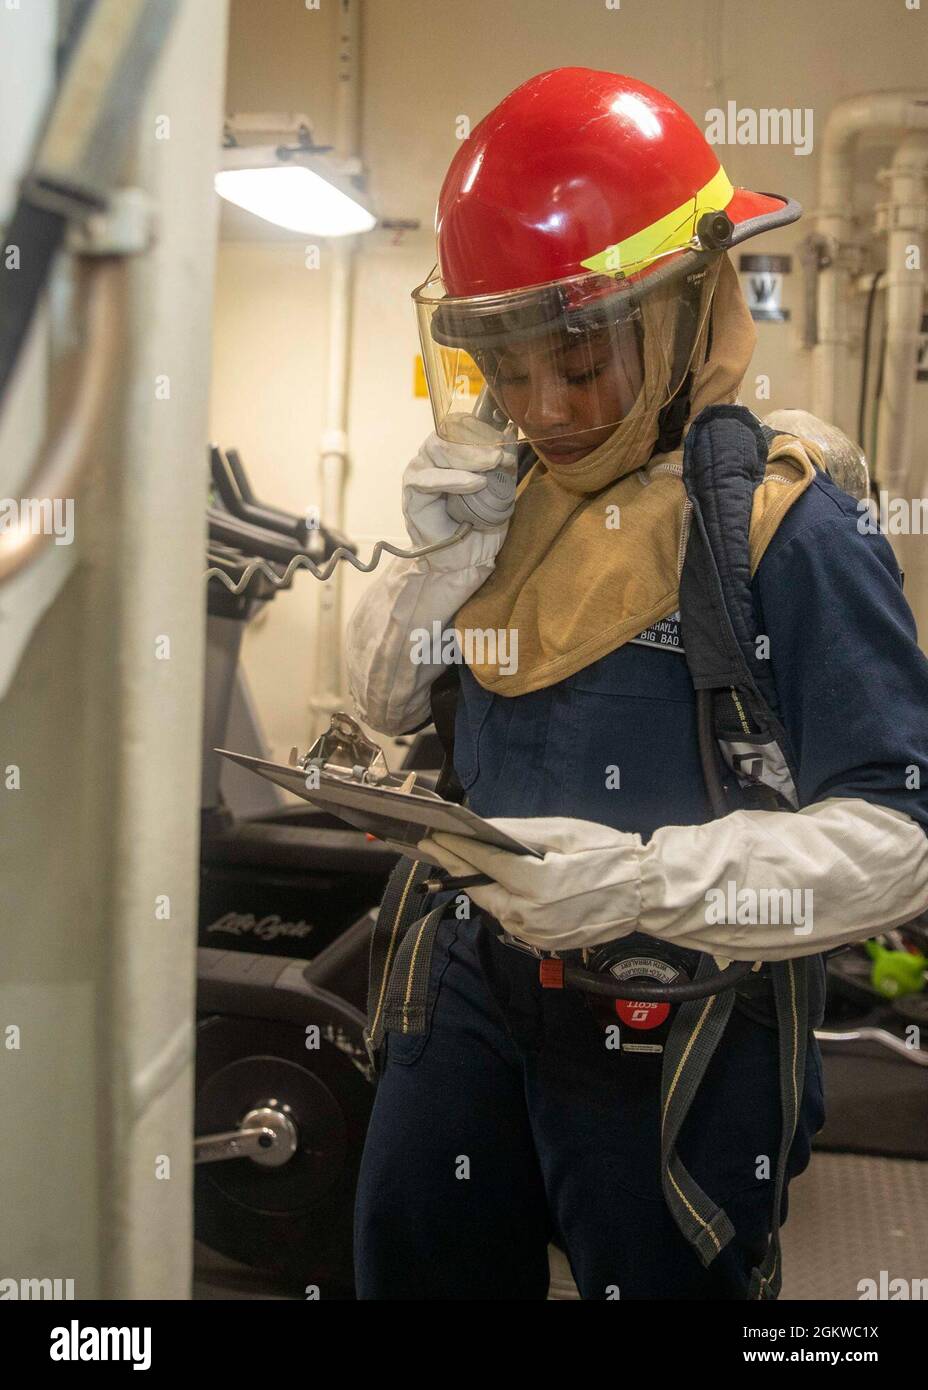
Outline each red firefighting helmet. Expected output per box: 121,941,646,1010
413,68,800,450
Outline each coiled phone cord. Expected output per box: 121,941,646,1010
204,522,475,595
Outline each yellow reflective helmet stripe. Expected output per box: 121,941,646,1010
580,164,735,277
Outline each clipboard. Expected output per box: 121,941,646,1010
217,737,544,870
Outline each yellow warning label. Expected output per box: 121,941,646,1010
414,353,484,398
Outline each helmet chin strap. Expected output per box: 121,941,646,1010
653,272,715,456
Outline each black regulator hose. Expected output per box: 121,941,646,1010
696,686,729,818
563,959,756,1003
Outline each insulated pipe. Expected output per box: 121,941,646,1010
309,0,362,738
313,237,353,737
879,134,928,642
875,134,928,499
334,0,360,162
812,91,928,429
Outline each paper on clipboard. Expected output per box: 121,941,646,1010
215,749,545,868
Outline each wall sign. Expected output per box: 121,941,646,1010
739,253,792,323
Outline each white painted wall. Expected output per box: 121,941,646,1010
211,0,928,759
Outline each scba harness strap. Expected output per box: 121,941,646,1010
674,405,811,1300
365,405,813,1300
680,405,801,816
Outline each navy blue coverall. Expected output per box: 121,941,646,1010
354,472,928,1299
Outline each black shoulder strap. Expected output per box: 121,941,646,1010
679,404,799,814
429,663,463,802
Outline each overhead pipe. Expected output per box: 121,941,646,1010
874,133,928,499
879,133,928,639
812,91,928,431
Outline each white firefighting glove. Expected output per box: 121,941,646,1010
419,798,928,960
346,417,517,735
420,816,641,949
402,415,518,571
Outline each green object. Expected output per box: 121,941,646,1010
865,939,928,999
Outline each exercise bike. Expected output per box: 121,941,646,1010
200,445,403,978
194,447,440,1296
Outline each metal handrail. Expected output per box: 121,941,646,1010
816,1026,928,1067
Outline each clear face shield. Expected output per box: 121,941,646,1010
413,250,723,463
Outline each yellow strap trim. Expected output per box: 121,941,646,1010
580,165,734,277
660,992,725,1257
368,859,420,1044
401,916,432,1033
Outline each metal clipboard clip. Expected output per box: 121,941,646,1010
292,712,439,799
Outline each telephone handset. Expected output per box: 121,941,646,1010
472,383,510,432
444,387,519,531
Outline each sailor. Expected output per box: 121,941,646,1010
346,68,928,1300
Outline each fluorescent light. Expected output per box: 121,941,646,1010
215,165,376,236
